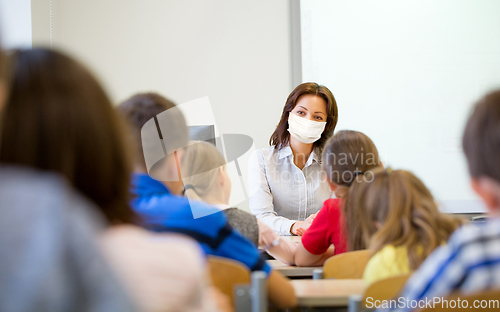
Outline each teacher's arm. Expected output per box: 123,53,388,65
248,150,296,236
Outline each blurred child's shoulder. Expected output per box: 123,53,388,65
448,218,500,247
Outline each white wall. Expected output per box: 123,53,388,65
0,0,31,48
31,0,293,210
301,0,500,213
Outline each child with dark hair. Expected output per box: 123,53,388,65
294,130,381,266
118,93,297,309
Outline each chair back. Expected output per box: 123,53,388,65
362,274,411,307
207,256,251,306
323,250,371,279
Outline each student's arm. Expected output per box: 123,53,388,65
247,150,296,235
294,242,335,267
294,203,335,266
267,271,298,309
258,220,297,265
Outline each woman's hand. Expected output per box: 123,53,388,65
290,221,312,236
305,213,317,223
291,213,317,235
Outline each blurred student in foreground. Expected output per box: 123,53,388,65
0,48,228,312
0,50,135,310
379,90,500,312
118,93,297,308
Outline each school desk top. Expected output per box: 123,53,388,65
291,279,365,307
266,260,318,277
279,235,302,244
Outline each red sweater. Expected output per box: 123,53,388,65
301,198,347,255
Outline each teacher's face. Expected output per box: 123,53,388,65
290,94,327,123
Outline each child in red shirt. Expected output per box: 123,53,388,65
301,198,347,256
295,130,381,266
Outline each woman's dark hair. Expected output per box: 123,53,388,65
269,82,338,152
0,48,137,225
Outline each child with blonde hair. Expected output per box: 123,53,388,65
180,141,298,306
345,168,461,285
381,90,500,312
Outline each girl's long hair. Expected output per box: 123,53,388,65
322,130,381,198
345,168,462,270
322,130,382,252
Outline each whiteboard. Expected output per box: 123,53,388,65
300,0,500,213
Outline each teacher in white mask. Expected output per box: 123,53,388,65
248,82,338,235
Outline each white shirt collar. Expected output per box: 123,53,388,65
278,145,293,160
277,145,321,165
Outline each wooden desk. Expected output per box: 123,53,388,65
279,235,302,244
267,260,318,278
291,279,365,307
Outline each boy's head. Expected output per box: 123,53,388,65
463,90,500,215
118,93,189,194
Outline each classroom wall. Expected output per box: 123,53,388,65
300,0,499,213
0,0,31,48
31,0,293,210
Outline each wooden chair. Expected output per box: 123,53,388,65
418,288,500,311
348,274,411,312
323,250,371,279
207,256,251,307
363,274,411,306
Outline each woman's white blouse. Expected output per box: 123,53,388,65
248,145,332,235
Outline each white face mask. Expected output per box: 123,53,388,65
287,112,327,144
